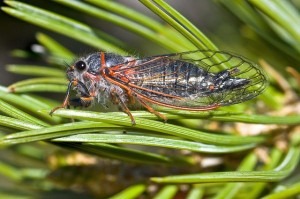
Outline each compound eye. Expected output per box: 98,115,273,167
75,60,87,71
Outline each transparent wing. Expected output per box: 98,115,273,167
109,50,268,109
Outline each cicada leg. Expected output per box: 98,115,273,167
136,96,167,122
118,96,136,125
49,80,74,115
50,79,93,115
111,89,136,125
68,96,93,108
126,89,136,105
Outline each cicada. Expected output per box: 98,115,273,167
50,50,267,124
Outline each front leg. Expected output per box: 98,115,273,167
68,97,93,108
50,79,93,115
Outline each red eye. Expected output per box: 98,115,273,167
75,60,86,71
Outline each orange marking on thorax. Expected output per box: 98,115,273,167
100,52,106,70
